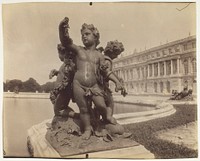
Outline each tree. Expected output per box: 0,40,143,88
6,79,23,92
3,82,8,92
41,82,56,93
21,78,41,92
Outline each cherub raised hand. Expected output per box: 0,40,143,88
49,69,59,79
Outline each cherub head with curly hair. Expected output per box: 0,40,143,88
104,40,124,60
81,23,100,47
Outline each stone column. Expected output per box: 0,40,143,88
129,69,132,80
188,57,192,74
139,67,141,80
124,70,126,81
127,69,129,80
164,61,166,76
158,62,160,77
171,60,173,75
122,69,125,80
145,66,148,79
152,64,154,77
177,58,180,74
132,68,135,80
140,67,143,79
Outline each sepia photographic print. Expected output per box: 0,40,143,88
1,0,199,160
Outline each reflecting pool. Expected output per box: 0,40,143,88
3,97,153,157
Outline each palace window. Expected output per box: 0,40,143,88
166,81,171,93
156,52,160,57
130,69,133,79
136,83,139,92
131,83,134,89
183,44,188,51
154,63,158,77
192,42,196,48
192,58,196,73
145,66,148,78
166,60,171,75
145,83,147,92
141,67,145,78
127,70,129,80
169,48,173,54
149,64,152,77
160,82,163,93
172,59,177,74
162,50,167,56
160,62,164,76
137,68,140,79
123,70,126,80
154,82,158,93
141,83,144,92
174,45,180,52
183,59,189,75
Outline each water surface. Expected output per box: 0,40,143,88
3,97,153,157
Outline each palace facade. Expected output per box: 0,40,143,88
111,35,196,95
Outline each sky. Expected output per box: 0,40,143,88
2,1,196,85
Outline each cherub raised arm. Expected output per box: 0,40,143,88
59,17,125,140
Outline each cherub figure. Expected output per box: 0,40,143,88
103,40,127,116
59,17,125,139
49,44,78,128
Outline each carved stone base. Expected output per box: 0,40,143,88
27,119,154,159
45,116,137,157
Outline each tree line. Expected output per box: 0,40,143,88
3,78,56,93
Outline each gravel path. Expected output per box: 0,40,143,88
156,121,198,150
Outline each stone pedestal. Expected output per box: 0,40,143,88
27,119,154,159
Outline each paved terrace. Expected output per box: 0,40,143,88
113,94,197,105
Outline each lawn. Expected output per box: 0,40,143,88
124,104,198,159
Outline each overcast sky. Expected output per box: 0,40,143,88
2,2,196,85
